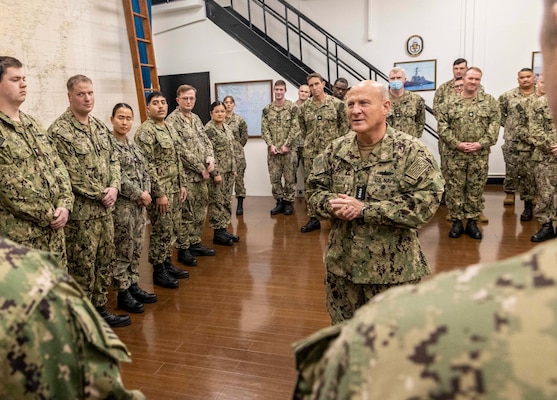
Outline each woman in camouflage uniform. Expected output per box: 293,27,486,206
205,101,238,246
110,103,157,313
223,95,248,215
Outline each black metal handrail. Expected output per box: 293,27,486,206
223,0,437,139
229,0,388,84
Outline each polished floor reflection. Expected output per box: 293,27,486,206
113,185,541,399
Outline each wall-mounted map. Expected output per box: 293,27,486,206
215,80,273,137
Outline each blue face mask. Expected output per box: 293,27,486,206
389,81,404,90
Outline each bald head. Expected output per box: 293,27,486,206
346,80,390,140
348,80,389,101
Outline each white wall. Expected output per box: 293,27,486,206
154,0,544,196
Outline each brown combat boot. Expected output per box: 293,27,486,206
503,193,515,205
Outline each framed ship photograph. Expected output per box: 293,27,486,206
393,59,437,92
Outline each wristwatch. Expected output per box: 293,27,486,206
360,205,367,217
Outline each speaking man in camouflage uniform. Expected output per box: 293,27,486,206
438,67,500,240
299,72,349,233
109,103,157,314
49,75,130,328
306,80,444,324
528,75,557,242
386,67,426,138
499,68,539,216
293,236,557,399
223,95,248,215
0,56,73,268
134,91,189,289
0,237,145,399
167,84,216,266
262,80,300,216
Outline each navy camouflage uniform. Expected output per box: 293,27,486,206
49,109,121,309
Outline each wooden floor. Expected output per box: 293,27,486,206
111,185,542,399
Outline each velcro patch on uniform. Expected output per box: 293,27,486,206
405,157,430,183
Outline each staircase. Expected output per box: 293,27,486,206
204,0,438,138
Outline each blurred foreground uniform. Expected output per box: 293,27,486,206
0,237,144,399
293,238,557,399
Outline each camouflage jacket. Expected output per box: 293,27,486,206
134,118,186,198
0,111,73,241
307,127,444,284
499,87,540,147
166,109,215,183
432,79,454,116
205,120,236,175
438,91,500,159
293,239,557,400
299,95,349,160
225,112,248,161
0,237,145,399
110,135,151,204
528,95,557,162
49,109,120,220
387,91,426,138
261,99,300,149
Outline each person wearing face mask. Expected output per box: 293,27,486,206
386,67,426,138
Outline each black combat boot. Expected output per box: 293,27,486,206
465,219,482,240
531,222,555,242
153,263,179,288
270,199,285,215
520,200,533,221
129,283,158,303
178,248,197,266
117,289,144,313
189,242,215,256
283,201,293,215
224,230,240,242
96,306,131,327
164,257,190,278
236,196,244,215
448,220,464,238
213,228,233,246
300,217,320,233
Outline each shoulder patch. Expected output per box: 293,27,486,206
406,157,430,183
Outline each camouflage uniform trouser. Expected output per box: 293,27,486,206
534,161,557,224
234,154,247,198
446,155,489,220
64,214,115,308
178,180,208,248
19,228,67,271
147,191,182,266
112,200,146,291
268,150,297,202
295,146,304,185
303,155,317,218
517,151,536,201
208,171,234,229
326,271,421,325
502,142,520,193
